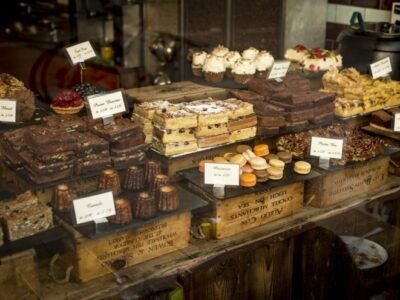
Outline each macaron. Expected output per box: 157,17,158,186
230,154,247,168
242,149,256,161
223,152,235,161
294,161,311,175
264,154,279,162
267,167,283,180
253,169,269,182
240,173,257,187
242,164,254,174
254,144,270,157
249,157,269,170
277,151,292,163
236,144,252,153
269,158,285,171
199,160,214,173
214,156,229,163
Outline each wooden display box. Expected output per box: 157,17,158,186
57,212,191,282
305,156,390,208
190,181,304,239
0,249,40,299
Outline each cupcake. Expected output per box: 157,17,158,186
211,45,229,57
242,47,259,61
232,58,256,84
254,51,274,78
191,51,207,77
202,55,226,83
224,51,241,78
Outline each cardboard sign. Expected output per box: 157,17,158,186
0,99,16,122
204,163,240,186
268,61,291,79
394,113,400,132
73,191,115,224
87,90,126,119
66,41,96,65
310,137,343,159
370,57,392,79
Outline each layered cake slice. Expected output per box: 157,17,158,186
228,114,257,132
153,108,198,130
135,101,177,119
217,98,254,119
229,127,257,142
195,123,229,137
185,101,228,125
154,126,197,143
153,137,198,156
198,133,230,148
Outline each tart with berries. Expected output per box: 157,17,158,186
50,90,84,114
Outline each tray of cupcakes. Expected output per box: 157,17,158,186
177,143,320,201
53,160,207,239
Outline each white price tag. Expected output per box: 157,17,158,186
310,137,343,159
66,41,96,65
73,191,116,224
87,90,126,120
370,57,392,79
204,163,240,186
0,99,16,123
268,60,291,79
394,113,400,132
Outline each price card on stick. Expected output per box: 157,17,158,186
268,60,291,80
0,99,16,123
205,163,240,198
73,191,115,225
370,57,392,79
87,89,127,124
310,137,344,168
394,113,400,132
65,41,96,65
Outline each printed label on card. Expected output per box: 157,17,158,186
370,57,392,79
394,113,400,132
87,90,126,119
204,163,240,186
268,60,291,79
310,137,343,159
73,191,115,224
0,99,16,123
66,41,96,65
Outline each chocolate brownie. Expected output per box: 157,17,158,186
284,108,314,122
313,102,334,116
256,126,280,136
272,92,314,106
309,91,336,105
33,151,75,164
229,89,265,102
110,144,148,157
43,115,88,132
0,140,23,167
310,113,334,125
267,100,313,111
371,111,392,129
110,132,145,150
74,157,112,175
25,167,73,184
253,101,286,115
257,115,285,127
247,78,286,97
70,131,109,157
91,118,142,142
111,150,147,169
284,120,309,131
20,150,74,175
2,127,29,151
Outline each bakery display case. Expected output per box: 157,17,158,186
0,1,400,299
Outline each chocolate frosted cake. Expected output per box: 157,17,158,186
109,197,133,224
134,192,157,219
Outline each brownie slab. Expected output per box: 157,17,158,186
20,150,74,175
74,156,112,175
91,118,142,142
111,150,147,169
229,89,264,102
42,114,87,132
71,131,109,156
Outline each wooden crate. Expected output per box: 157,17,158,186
191,182,304,239
0,249,40,300
57,212,191,282
305,156,390,208
125,81,228,103
149,142,254,182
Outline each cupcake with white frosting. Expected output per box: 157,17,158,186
191,51,207,77
254,51,274,78
224,51,241,78
242,47,259,61
211,45,229,57
202,55,226,83
232,58,256,84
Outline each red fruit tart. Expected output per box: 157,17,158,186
51,90,84,114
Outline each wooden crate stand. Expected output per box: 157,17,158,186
305,156,390,208
57,212,191,282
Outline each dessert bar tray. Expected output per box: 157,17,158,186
177,164,320,201
0,226,66,256
335,104,400,120
362,126,400,141
308,146,400,172
149,137,255,159
54,183,208,239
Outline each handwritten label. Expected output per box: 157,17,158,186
370,57,392,79
0,99,16,122
88,90,126,119
268,60,291,79
66,41,96,65
204,163,240,186
310,137,343,159
73,191,115,224
393,113,400,132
